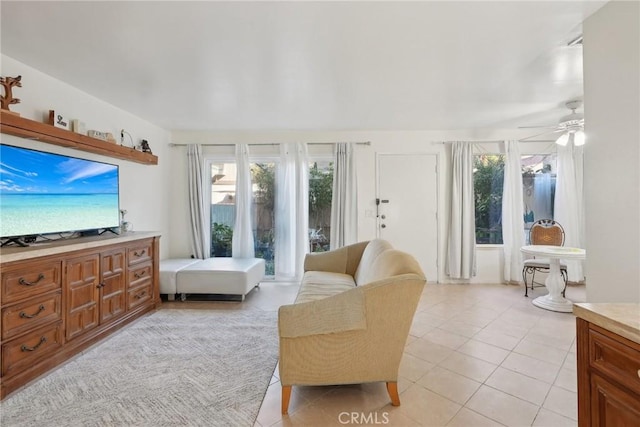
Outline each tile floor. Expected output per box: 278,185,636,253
169,281,585,427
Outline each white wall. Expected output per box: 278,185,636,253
0,55,173,258
583,1,640,302
171,130,551,283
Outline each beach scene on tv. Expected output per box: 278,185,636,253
0,144,120,238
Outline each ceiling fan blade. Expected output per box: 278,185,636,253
517,125,559,129
520,129,563,141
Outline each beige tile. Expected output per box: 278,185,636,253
513,339,568,366
257,382,312,427
457,339,510,365
405,338,454,364
399,352,436,382
532,408,578,427
466,385,540,427
554,367,577,393
524,331,574,352
451,312,495,328
273,404,342,427
473,329,522,351
423,328,469,350
437,319,483,338
366,405,422,427
542,386,578,421
485,367,552,405
438,351,498,383
501,352,562,384
446,408,506,427
483,321,530,340
396,383,461,426
562,352,577,372
311,384,391,420
416,366,481,405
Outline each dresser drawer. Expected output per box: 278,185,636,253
128,283,152,310
589,328,640,395
1,261,62,304
127,241,153,266
128,263,153,289
1,291,62,340
2,322,63,377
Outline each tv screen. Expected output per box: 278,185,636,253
0,144,120,240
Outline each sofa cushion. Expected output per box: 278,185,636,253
295,271,356,304
367,249,425,283
354,239,393,285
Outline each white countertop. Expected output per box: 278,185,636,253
573,303,640,345
0,231,161,263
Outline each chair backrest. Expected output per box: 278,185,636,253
529,219,565,246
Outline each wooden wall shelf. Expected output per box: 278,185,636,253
0,112,158,165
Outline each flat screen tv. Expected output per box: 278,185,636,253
0,144,120,243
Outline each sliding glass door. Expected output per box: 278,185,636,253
208,154,334,277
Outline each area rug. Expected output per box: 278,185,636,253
0,308,279,427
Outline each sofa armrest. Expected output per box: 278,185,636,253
278,288,367,338
303,241,369,275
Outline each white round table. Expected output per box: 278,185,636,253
520,245,586,313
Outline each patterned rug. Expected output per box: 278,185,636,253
0,308,279,427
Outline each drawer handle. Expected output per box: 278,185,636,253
134,271,146,279
133,250,146,257
19,304,46,319
18,273,45,286
21,336,47,352
638,369,640,379
134,291,147,299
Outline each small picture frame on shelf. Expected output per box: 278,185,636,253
48,110,70,130
71,119,86,135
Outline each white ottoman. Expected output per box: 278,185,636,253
159,258,201,300
176,258,266,301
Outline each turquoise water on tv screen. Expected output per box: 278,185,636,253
0,193,120,237
0,144,120,238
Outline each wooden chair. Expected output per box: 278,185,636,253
522,219,568,297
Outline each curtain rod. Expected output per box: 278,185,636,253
434,139,555,144
169,141,371,147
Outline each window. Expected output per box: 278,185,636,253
308,160,333,252
210,162,236,257
474,153,557,244
251,162,276,275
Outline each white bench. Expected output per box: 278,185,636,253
160,257,265,301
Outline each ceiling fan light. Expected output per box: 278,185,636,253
574,130,586,146
556,132,570,146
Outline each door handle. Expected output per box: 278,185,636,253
381,224,386,228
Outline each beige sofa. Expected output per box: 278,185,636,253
277,239,426,414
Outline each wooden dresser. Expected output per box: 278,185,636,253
574,303,640,427
0,232,160,399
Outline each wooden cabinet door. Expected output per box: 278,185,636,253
65,254,100,340
100,249,126,323
591,373,640,426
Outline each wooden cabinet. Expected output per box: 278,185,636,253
576,316,640,427
0,234,160,399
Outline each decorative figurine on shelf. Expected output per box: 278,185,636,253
120,209,132,232
140,139,153,154
0,75,22,114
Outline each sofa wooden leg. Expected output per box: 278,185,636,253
281,385,292,415
386,382,400,406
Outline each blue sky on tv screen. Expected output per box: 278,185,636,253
0,145,118,194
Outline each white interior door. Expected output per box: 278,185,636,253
376,153,438,282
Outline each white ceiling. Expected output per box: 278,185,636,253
1,1,607,132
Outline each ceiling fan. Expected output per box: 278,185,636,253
521,100,585,146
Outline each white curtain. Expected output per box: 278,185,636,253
232,144,255,258
330,143,358,250
554,143,585,281
275,143,309,280
501,140,525,283
187,144,209,259
446,142,476,279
